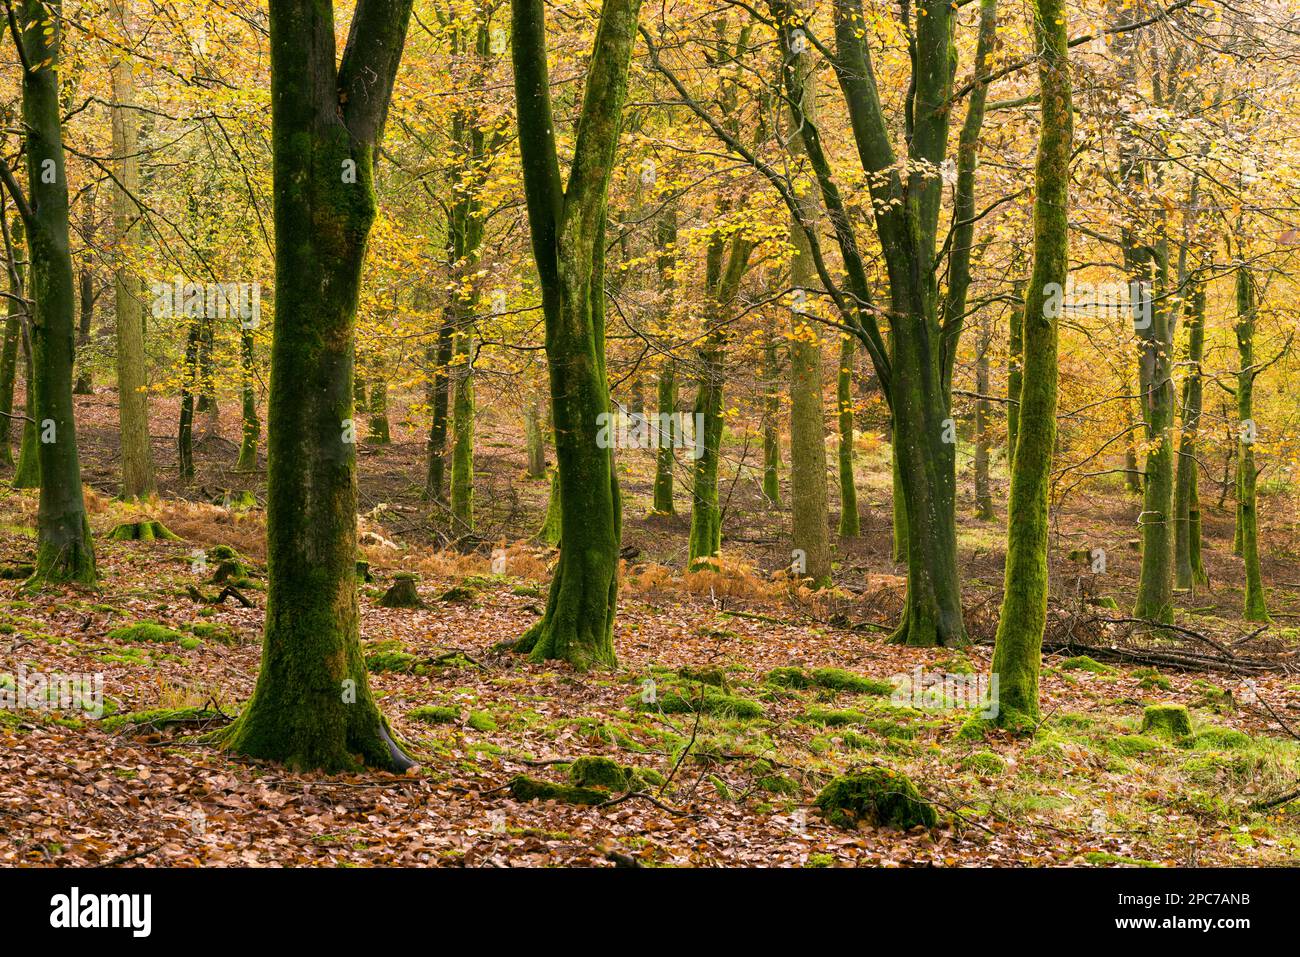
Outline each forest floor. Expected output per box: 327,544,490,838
2,388,1300,866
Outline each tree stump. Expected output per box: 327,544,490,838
379,572,424,609
108,521,182,542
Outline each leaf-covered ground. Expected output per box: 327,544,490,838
2,392,1300,867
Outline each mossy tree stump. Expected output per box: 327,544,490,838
1140,704,1192,738
379,572,424,609
814,768,937,829
108,520,181,542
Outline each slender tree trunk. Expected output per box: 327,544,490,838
10,0,97,585
367,379,391,444
12,321,39,489
1174,279,1208,590
688,327,724,569
235,324,258,472
216,0,417,773
0,217,23,469
990,0,1070,726
653,359,676,513
449,326,474,533
177,317,199,479
1006,290,1023,463
1234,263,1268,622
836,333,859,536
423,310,454,500
974,312,995,519
524,390,547,479
786,37,831,587
761,328,781,507
72,266,93,394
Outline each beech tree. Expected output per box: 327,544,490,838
216,0,418,772
511,0,642,668
1,0,97,586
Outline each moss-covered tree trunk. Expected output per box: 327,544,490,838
989,0,1070,726
653,359,676,513
1006,291,1023,463
688,327,725,569
836,333,859,536
1174,278,1208,590
449,326,474,533
1233,263,1268,622
0,216,24,469
367,379,391,444
524,390,547,479
177,317,199,479
235,324,259,471
109,0,156,499
5,0,96,586
973,313,995,519
761,325,781,507
423,309,454,501
652,209,678,514
73,265,92,394
511,0,640,669
216,0,417,772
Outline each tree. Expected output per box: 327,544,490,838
511,0,642,668
989,0,1070,727
2,0,97,586
1233,262,1269,623
216,0,417,772
109,0,155,500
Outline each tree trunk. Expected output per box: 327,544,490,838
989,0,1070,727
235,324,258,472
652,359,676,513
836,333,859,535
449,326,474,533
511,0,640,669
761,327,780,507
72,266,92,394
974,312,995,519
423,309,454,500
524,390,547,479
216,0,417,773
1174,279,1208,590
109,0,156,500
367,379,391,444
0,216,24,469
688,328,724,569
12,0,97,586
1234,263,1268,622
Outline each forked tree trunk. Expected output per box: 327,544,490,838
215,0,417,772
511,0,641,669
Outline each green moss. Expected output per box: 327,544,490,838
1189,679,1234,714
958,750,1007,775
804,853,835,868
1059,656,1113,674
467,710,497,732
802,707,867,727
765,666,812,689
809,667,895,695
814,768,937,829
1134,668,1172,691
677,665,729,689
408,705,460,725
568,756,627,789
635,684,764,720
507,774,608,805
101,707,227,732
1188,727,1252,750
186,622,239,645
1140,704,1192,738
1105,734,1163,756
365,649,422,674
107,621,189,645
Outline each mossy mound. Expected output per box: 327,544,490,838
567,755,665,792
1104,733,1163,756
409,705,460,725
507,775,609,805
1140,704,1192,738
438,584,480,603
1134,667,1172,691
0,563,35,580
814,768,937,829
765,665,893,696
467,710,497,732
364,649,422,674
677,665,729,689
1059,655,1113,674
108,621,189,646
958,750,1007,775
101,706,228,733
801,707,867,727
1188,727,1252,751
634,684,764,720
185,621,239,645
